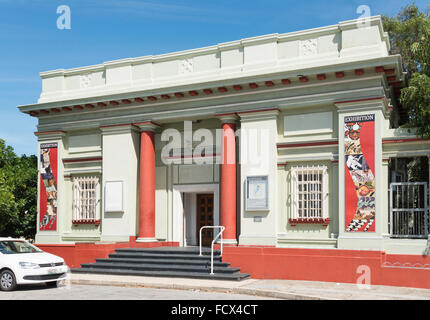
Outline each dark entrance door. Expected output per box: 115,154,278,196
196,194,214,246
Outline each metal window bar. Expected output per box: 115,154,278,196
291,166,327,220
389,182,428,238
73,176,99,221
73,179,78,221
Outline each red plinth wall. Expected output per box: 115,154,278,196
36,238,179,269
36,240,430,289
220,246,430,289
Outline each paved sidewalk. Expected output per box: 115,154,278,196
70,273,430,300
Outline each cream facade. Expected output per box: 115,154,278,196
19,16,430,255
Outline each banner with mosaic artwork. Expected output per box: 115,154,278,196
344,114,375,232
39,143,58,231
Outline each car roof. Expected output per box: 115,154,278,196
0,237,28,241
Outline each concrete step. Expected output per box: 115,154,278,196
71,267,250,281
80,262,240,273
97,257,230,267
115,247,220,255
109,252,223,261
72,246,249,281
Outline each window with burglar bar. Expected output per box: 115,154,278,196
73,176,99,222
291,166,328,219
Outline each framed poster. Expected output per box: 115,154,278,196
344,114,375,232
104,181,124,212
39,143,58,231
245,175,269,211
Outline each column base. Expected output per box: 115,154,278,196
136,237,158,243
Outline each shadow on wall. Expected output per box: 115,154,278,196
423,239,430,256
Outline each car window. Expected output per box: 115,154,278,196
0,242,12,254
0,241,42,254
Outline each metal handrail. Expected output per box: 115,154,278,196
199,226,225,275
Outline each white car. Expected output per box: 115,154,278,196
0,237,69,291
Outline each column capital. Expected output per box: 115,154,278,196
34,130,67,141
237,108,280,121
133,121,161,132
99,123,141,135
334,97,391,119
215,113,238,124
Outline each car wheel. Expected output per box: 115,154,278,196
0,270,17,291
46,280,58,288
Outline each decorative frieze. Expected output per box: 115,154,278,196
300,38,318,56
179,59,194,74
80,73,92,89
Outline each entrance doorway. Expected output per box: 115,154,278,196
196,194,214,246
172,184,219,247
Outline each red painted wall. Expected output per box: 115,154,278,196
36,238,179,268
36,240,430,289
221,246,430,289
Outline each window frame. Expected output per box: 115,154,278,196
290,165,329,224
72,175,100,225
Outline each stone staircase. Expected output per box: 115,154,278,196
71,246,250,281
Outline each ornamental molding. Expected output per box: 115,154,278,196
80,73,92,89
179,59,194,74
300,38,318,56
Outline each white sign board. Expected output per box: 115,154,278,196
104,181,123,212
245,176,269,211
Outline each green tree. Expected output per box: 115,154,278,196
0,139,37,239
383,4,430,138
400,24,430,138
383,4,430,77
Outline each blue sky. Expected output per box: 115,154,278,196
0,0,429,156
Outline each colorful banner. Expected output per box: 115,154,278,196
344,114,375,232
39,143,58,231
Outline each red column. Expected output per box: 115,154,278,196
138,130,156,240
220,121,237,243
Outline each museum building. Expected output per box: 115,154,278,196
18,16,430,287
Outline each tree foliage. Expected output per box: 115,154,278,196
383,4,430,76
383,4,430,138
401,73,430,137
0,139,37,239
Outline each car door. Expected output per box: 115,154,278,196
0,251,5,269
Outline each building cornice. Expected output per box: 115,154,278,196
19,59,398,118
34,85,387,132
38,16,386,79
19,16,400,116
59,55,396,105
